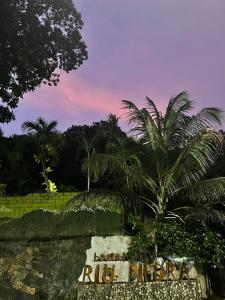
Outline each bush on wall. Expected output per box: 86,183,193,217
127,220,225,266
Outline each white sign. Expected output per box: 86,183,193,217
79,235,207,298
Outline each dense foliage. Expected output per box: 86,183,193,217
0,115,127,194
0,0,87,123
127,221,225,266
126,232,154,262
156,221,225,266
69,92,225,227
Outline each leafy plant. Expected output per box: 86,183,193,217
22,118,61,193
155,220,225,266
126,232,155,262
43,180,57,194
127,220,225,266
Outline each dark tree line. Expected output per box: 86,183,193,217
1,116,225,197
0,114,128,195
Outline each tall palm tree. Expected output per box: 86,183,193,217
66,92,225,227
79,135,96,191
22,117,58,144
22,117,59,193
122,91,225,224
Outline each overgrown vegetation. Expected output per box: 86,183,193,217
0,114,126,195
126,233,155,262
127,220,225,267
69,92,225,227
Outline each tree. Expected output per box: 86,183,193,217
79,136,96,191
56,114,127,190
0,0,87,123
0,134,40,194
122,91,225,224
22,117,60,193
67,92,225,227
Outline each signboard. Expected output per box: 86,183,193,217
78,236,207,298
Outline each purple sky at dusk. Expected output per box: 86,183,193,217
2,0,225,135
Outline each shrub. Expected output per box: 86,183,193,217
126,232,155,262
155,220,225,266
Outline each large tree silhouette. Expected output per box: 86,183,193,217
0,0,87,123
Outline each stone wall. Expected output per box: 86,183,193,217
78,281,202,300
0,237,91,300
0,210,123,299
0,214,204,300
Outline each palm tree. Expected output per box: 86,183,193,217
22,117,59,193
107,113,119,131
79,136,96,191
22,117,58,144
122,91,225,224
66,92,225,227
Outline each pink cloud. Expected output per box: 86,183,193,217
19,73,123,120
55,73,122,115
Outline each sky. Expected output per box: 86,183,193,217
2,0,225,135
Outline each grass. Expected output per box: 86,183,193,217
0,192,78,219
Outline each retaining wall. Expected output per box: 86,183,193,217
78,281,202,300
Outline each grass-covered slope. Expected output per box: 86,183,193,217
0,192,78,218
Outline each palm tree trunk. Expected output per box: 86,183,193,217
152,195,166,263
41,160,50,194
87,153,90,191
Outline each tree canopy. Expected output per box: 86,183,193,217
0,0,87,123
67,92,225,226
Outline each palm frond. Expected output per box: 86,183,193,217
22,121,41,134
168,130,223,188
138,195,158,215
145,96,162,129
63,190,123,213
47,120,58,134
186,177,225,203
163,92,193,149
165,91,192,116
183,108,224,140
174,205,225,226
143,176,158,195
122,100,145,126
145,113,165,152
22,118,58,136
84,151,145,193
